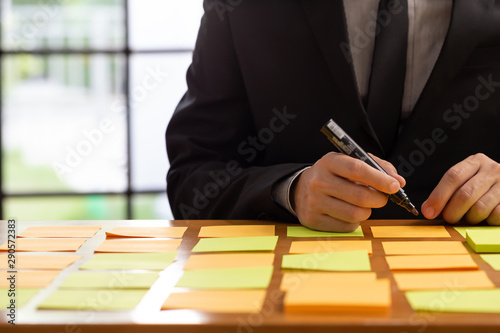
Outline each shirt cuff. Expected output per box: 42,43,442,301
271,167,311,217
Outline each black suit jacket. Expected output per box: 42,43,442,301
166,0,500,222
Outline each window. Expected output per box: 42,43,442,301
0,0,203,219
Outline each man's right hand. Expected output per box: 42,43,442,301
292,152,406,232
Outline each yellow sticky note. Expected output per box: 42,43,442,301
106,226,187,238
280,272,377,291
393,271,495,291
289,240,372,255
1,270,60,288
198,225,275,238
0,238,87,252
184,253,275,270
382,241,468,255
0,254,82,270
386,254,479,271
371,226,450,238
18,225,101,238
162,290,267,313
95,239,182,253
284,279,391,313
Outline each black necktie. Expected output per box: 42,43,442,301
366,0,409,155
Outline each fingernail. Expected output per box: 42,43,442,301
424,206,435,219
389,181,400,193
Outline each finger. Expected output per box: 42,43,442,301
301,214,361,233
422,156,480,219
465,183,500,224
312,172,389,208
324,154,400,194
369,153,406,187
319,194,372,223
486,204,500,226
440,173,493,223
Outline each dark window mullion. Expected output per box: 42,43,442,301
124,0,132,219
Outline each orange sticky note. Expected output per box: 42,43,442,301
393,271,495,291
18,225,101,238
95,239,182,253
280,272,377,291
386,254,479,271
371,226,450,238
382,241,469,255
289,240,372,255
0,254,82,270
284,279,391,313
1,270,59,288
106,226,187,238
162,290,266,313
0,238,87,252
184,253,275,270
198,225,275,238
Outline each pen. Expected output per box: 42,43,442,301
321,119,419,216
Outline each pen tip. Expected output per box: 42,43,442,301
411,207,419,216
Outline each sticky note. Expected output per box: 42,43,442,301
191,236,278,253
183,253,275,270
0,288,39,308
198,225,275,238
386,254,479,271
280,272,377,291
60,272,159,289
371,226,450,238
284,279,391,313
162,290,267,313
405,289,500,313
466,229,500,253
287,226,363,238
80,252,177,271
39,289,148,311
106,226,187,238
454,226,500,238
282,251,371,271
289,240,372,255
175,266,273,289
393,271,494,291
382,241,468,255
18,225,101,238
0,238,87,252
480,254,500,270
1,270,59,288
95,239,182,253
0,254,82,270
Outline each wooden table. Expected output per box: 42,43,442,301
1,219,499,333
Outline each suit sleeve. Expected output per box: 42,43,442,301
166,1,308,222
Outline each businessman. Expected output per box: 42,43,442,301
166,0,500,231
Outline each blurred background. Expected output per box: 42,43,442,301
1,0,203,220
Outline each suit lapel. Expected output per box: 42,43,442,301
300,0,384,154
396,0,495,150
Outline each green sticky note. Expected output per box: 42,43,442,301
406,289,500,313
481,254,500,270
176,266,273,289
282,250,371,271
39,289,147,311
0,288,39,308
287,226,364,238
466,229,500,253
60,272,159,289
454,226,500,238
192,236,278,253
80,252,177,271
